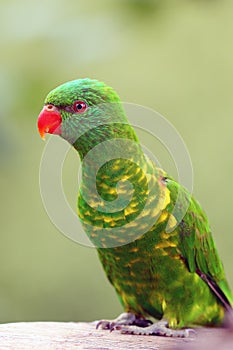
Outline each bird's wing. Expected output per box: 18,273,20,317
165,177,233,310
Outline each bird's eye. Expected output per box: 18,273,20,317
73,101,88,113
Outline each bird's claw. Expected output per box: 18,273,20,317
96,312,152,331
112,320,196,338
96,320,114,330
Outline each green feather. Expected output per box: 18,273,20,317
43,78,232,328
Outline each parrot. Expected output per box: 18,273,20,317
37,78,233,337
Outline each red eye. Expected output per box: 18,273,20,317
73,101,88,113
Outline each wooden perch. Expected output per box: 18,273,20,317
0,322,232,349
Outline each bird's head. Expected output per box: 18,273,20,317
37,78,126,144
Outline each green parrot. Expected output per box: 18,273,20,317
37,78,232,337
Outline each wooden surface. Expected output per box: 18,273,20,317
0,322,232,350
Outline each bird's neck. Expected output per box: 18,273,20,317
72,122,142,161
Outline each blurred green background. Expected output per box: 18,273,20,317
1,0,233,323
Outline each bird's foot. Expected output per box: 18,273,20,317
113,320,195,338
96,312,152,331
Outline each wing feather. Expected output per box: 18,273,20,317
165,177,233,309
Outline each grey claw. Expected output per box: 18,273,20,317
95,321,102,329
109,323,116,332
96,320,111,330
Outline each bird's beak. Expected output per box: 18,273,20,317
37,104,62,140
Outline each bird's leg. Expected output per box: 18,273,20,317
112,319,195,338
96,312,152,330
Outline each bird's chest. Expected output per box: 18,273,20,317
77,163,170,249
77,174,151,248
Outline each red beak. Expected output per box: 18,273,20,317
37,104,62,140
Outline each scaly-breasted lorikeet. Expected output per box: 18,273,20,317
37,78,232,337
